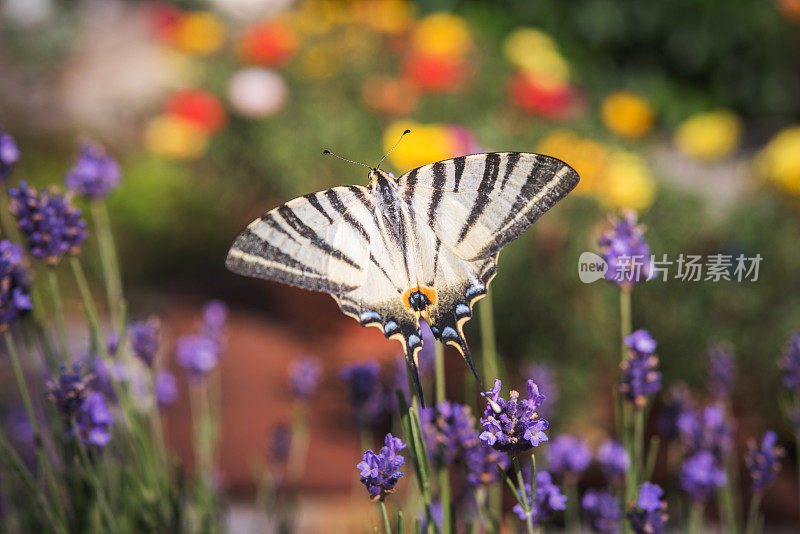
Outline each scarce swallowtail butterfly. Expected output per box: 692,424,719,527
226,146,579,405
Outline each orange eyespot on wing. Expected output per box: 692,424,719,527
402,285,437,311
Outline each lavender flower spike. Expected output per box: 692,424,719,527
597,439,630,484
627,482,668,534
745,430,784,492
512,471,567,526
0,240,32,332
289,356,321,399
680,451,727,502
357,433,406,500
618,329,661,407
707,342,736,401
65,141,121,200
479,379,549,454
420,401,479,466
598,210,652,288
129,316,161,367
779,332,800,392
548,435,591,481
0,127,20,183
582,489,623,534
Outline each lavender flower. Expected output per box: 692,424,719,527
0,127,19,182
74,392,114,447
597,439,630,484
525,362,558,416
202,300,228,347
618,330,661,407
680,451,727,502
655,383,693,439
420,401,479,465
268,423,291,464
177,335,219,379
627,482,668,534
582,489,623,534
479,379,549,454
357,433,406,501
745,430,784,492
129,317,160,367
289,356,321,399
707,342,736,401
779,332,800,391
419,501,443,533
512,471,567,526
9,181,88,264
46,363,113,447
464,443,510,486
47,362,93,418
340,361,384,425
548,435,591,481
598,211,652,288
677,403,734,462
0,240,31,332
155,371,178,406
64,142,121,200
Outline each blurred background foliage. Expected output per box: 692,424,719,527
1,0,800,432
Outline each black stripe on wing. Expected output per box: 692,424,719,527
275,205,362,270
456,152,502,245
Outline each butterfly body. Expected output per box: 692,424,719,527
226,152,579,404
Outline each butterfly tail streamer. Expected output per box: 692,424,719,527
458,341,485,393
404,345,426,408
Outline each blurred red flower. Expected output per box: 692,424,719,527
238,21,298,67
165,89,226,134
146,2,182,45
507,73,574,118
402,53,468,93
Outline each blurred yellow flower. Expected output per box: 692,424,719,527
537,130,609,194
145,115,209,160
174,12,225,56
356,0,414,34
383,120,458,171
503,28,570,82
674,110,741,161
598,151,656,211
411,13,471,57
756,125,800,196
601,91,654,139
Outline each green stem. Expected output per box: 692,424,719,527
688,502,704,534
479,289,499,382
379,500,392,534
0,185,22,242
565,481,579,532
718,481,739,534
744,491,763,534
46,267,69,360
69,257,105,356
434,342,445,405
70,418,118,531
91,201,124,332
5,331,67,529
513,457,535,534
287,401,310,484
438,465,452,534
619,288,632,360
633,406,645,482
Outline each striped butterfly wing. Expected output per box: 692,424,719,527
399,152,579,381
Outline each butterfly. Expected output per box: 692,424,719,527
226,150,579,405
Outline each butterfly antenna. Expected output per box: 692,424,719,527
323,149,372,169
376,129,411,170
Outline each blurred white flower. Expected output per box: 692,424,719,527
227,68,288,118
2,0,52,26
209,0,292,20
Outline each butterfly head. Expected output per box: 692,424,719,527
369,168,398,196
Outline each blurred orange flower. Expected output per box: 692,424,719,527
145,115,209,160
777,0,800,21
355,0,414,34
383,120,459,171
239,21,298,67
537,130,609,194
503,28,570,82
174,12,225,56
674,110,741,161
411,13,472,57
165,89,226,134
402,53,468,93
598,150,656,211
362,76,418,116
756,125,800,196
601,91,654,139
508,74,574,118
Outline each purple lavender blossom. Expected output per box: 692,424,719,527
64,142,121,200
779,333,800,391
598,211,652,288
289,356,321,399
618,330,661,407
464,443,510,486
419,500,443,533
47,362,93,418
677,403,734,462
0,128,19,182
548,435,591,481
655,383,693,439
46,363,113,447
627,482,668,534
0,240,31,332
106,331,120,356
75,392,114,447
129,317,160,367
357,433,406,501
597,440,630,484
420,401,478,466
582,489,622,534
202,300,228,347
707,342,736,401
512,471,567,526
268,423,291,464
524,362,557,417
8,181,88,264
745,430,784,492
680,451,727,502
479,379,549,454
176,335,219,379
340,361,384,425
155,371,178,407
